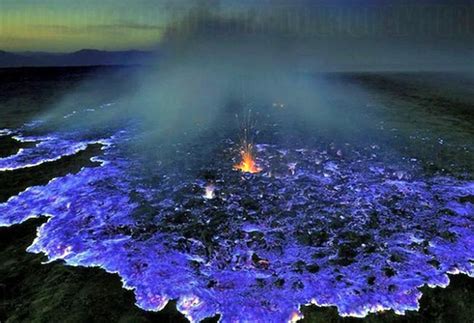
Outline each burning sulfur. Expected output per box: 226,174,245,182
234,144,262,174
203,184,216,199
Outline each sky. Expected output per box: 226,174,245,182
0,0,473,56
0,0,172,52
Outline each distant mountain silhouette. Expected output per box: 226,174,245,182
0,49,153,68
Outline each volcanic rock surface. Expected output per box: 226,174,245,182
0,107,473,322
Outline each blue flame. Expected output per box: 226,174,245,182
0,119,473,322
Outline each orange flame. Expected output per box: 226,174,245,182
289,311,303,322
234,144,261,174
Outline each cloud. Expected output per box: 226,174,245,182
31,22,165,35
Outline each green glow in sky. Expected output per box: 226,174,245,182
0,0,176,52
1,0,473,55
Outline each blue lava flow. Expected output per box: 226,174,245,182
0,113,473,323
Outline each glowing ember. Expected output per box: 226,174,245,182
288,311,303,323
234,144,261,174
203,184,215,199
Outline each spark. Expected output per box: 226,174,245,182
234,143,261,174
203,184,216,199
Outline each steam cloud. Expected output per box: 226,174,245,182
39,2,470,154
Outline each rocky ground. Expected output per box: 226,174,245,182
0,67,473,322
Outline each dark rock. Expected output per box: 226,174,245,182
240,198,260,210
390,253,405,263
384,267,397,277
274,278,285,287
292,280,304,290
428,259,441,269
306,264,320,273
367,276,376,285
293,260,306,273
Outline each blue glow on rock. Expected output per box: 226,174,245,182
0,129,13,136
0,134,94,171
0,121,473,322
